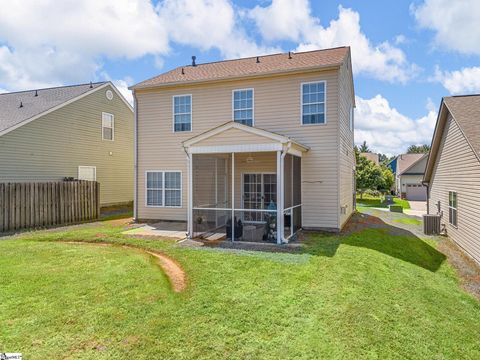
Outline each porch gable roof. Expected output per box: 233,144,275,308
182,121,309,153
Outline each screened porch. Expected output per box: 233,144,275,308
189,151,302,244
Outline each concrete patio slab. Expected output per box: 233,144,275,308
123,221,187,239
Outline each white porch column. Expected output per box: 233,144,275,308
188,153,193,238
276,150,284,244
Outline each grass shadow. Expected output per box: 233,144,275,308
302,212,446,272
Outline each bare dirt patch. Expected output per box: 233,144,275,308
438,239,480,300
60,241,186,293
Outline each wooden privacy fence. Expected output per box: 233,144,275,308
0,181,100,233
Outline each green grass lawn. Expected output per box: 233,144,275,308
357,194,411,209
394,217,422,225
1,213,479,359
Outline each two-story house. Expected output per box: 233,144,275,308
0,82,134,206
131,47,355,243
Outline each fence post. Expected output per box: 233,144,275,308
96,182,100,220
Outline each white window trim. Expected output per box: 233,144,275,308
448,190,458,228
300,80,327,126
102,112,115,141
172,94,193,133
232,88,255,126
78,166,97,181
145,170,182,208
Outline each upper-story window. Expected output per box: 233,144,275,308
233,89,254,126
102,112,114,140
301,81,326,125
173,95,192,132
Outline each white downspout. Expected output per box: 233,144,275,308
133,92,138,221
183,146,192,239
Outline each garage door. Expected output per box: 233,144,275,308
406,184,427,201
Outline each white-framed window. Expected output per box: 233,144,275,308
173,95,192,132
146,171,182,207
349,105,354,131
233,89,254,126
449,191,457,227
102,112,114,140
301,81,326,125
78,166,96,181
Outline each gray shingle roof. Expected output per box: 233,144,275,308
131,47,349,89
0,82,106,134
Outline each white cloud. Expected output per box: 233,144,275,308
433,66,480,94
112,79,134,106
249,0,318,42
0,0,168,91
0,0,273,91
250,2,418,83
157,0,277,59
355,95,437,155
412,0,480,55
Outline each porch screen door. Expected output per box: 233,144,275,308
243,173,277,222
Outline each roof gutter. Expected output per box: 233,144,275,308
129,64,342,91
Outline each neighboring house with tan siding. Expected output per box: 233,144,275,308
424,95,480,265
360,152,379,165
0,82,134,206
131,47,355,244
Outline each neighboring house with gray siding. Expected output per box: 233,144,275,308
391,153,427,200
424,95,480,265
0,82,134,206
131,47,355,243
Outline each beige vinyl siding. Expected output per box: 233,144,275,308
136,69,340,228
0,85,134,206
428,114,480,264
337,56,355,228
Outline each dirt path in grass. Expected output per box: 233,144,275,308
61,241,186,293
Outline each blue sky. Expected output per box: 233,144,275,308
0,0,479,155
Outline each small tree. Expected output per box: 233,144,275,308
407,144,430,154
359,141,370,153
356,155,382,198
378,165,394,192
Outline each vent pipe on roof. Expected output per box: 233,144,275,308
181,67,185,75
192,56,196,66
34,90,38,97
288,51,292,59
19,101,23,108
256,56,260,63
89,81,93,88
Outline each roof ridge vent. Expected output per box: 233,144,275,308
19,101,23,108
192,55,197,67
